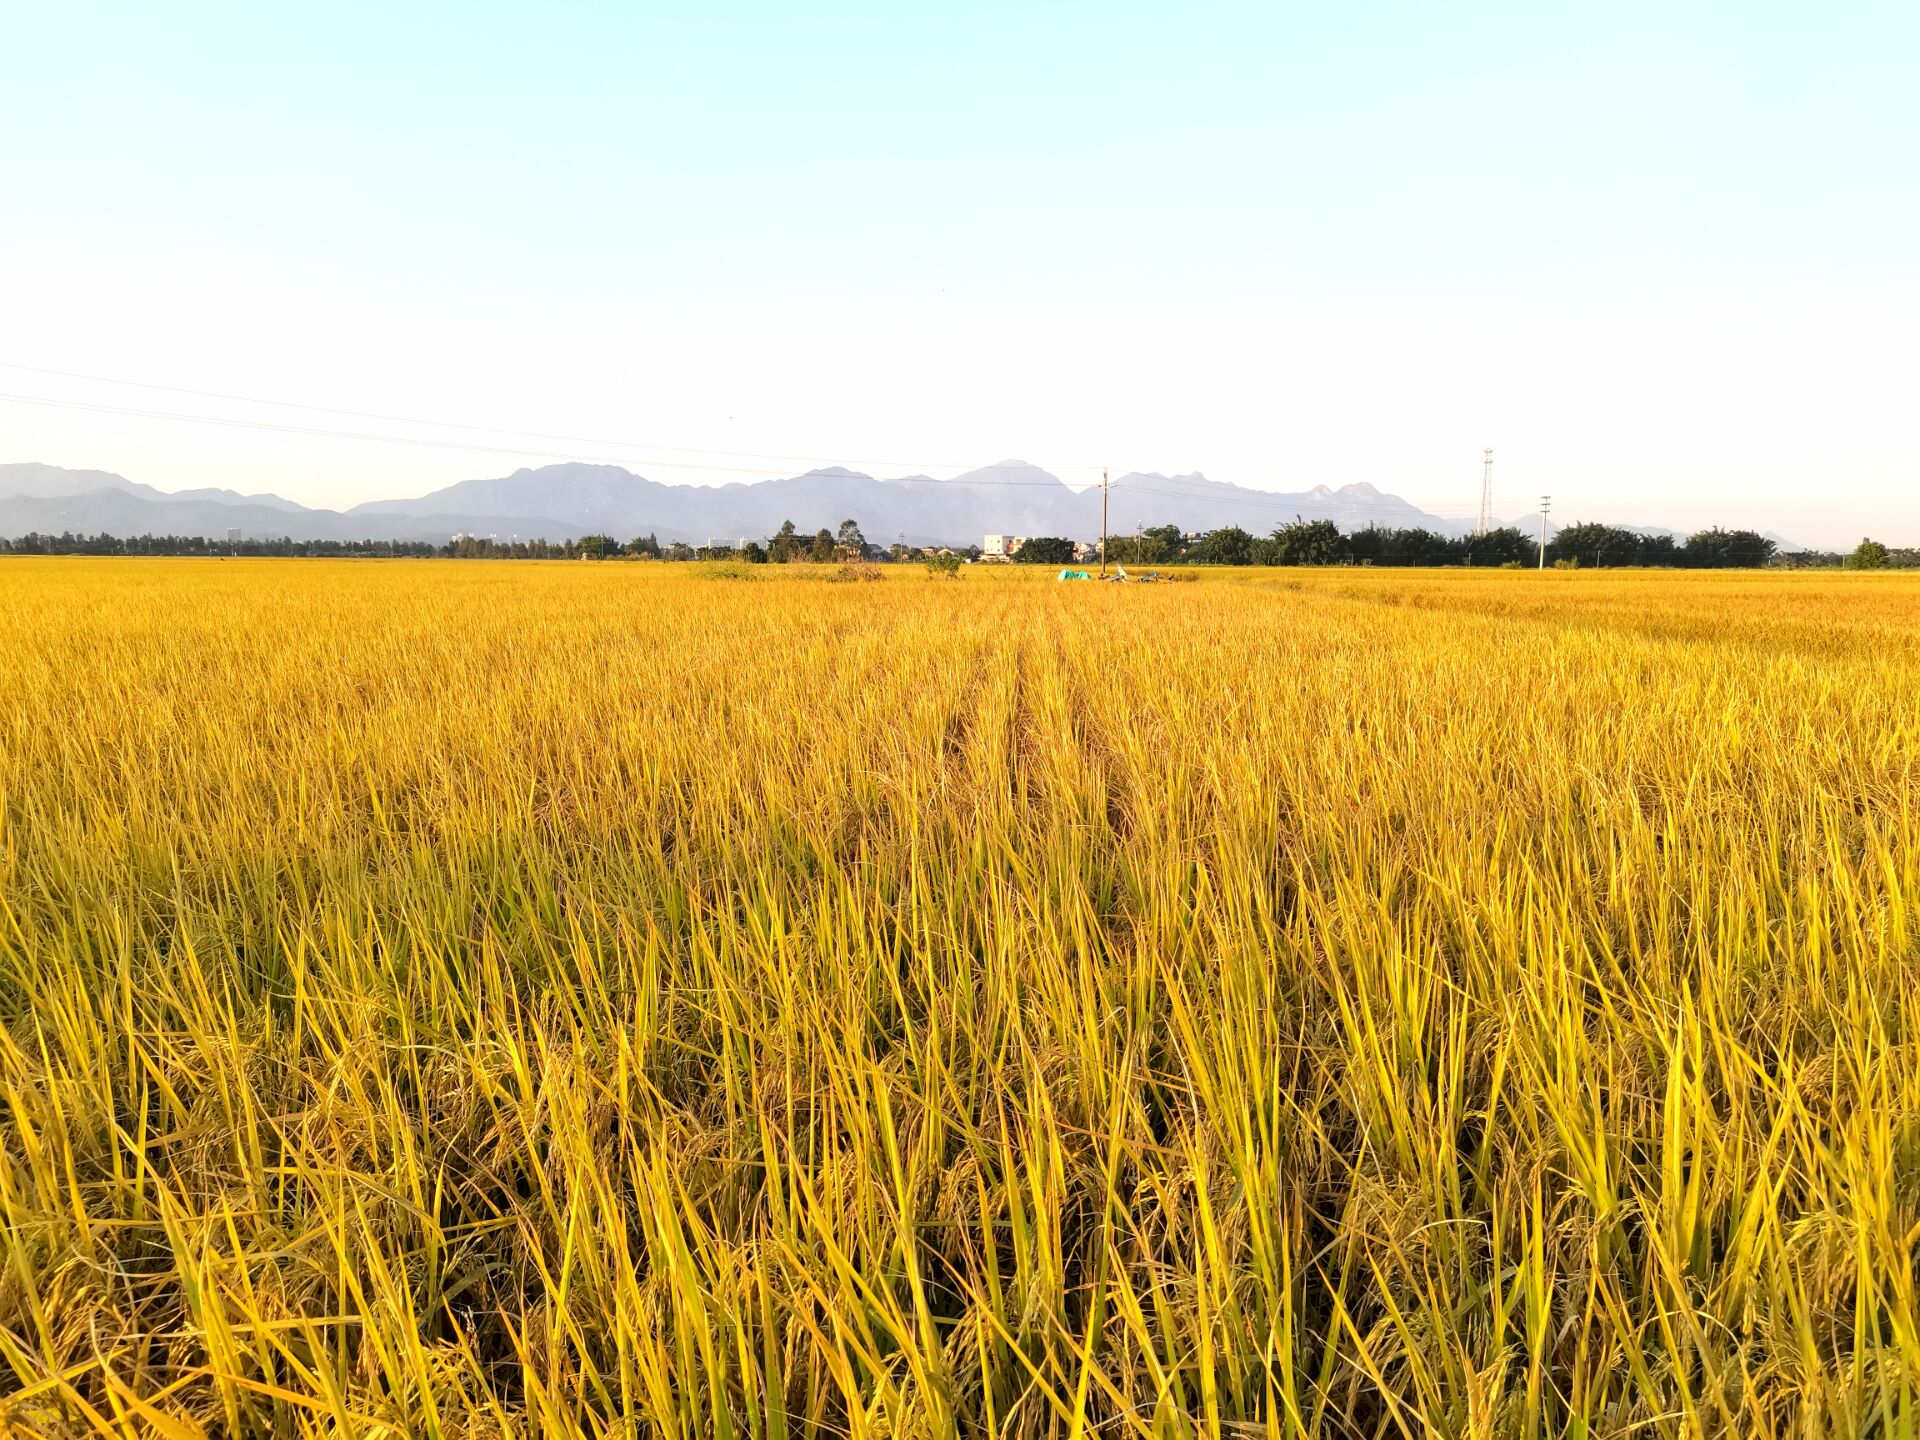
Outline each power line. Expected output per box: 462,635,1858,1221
1115,469,1481,520
0,362,1489,524
0,360,1098,477
1119,482,1480,522
0,391,1071,485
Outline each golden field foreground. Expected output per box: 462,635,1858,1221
3,560,1920,1439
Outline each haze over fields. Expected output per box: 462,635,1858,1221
0,459,1539,546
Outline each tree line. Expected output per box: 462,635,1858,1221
0,533,444,557
3,518,1912,569
1098,521,1797,568
1102,521,1914,569
0,521,884,562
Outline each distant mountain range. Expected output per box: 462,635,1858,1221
0,459,1802,550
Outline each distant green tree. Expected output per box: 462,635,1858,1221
1189,526,1254,565
1271,518,1343,565
577,534,615,559
1014,536,1075,565
665,541,695,561
627,533,662,559
1142,524,1184,562
768,520,803,563
1346,526,1460,566
924,554,964,578
1109,524,1186,565
1640,533,1680,565
1467,526,1535,566
1545,522,1643,568
1845,538,1891,570
809,528,836,562
835,519,868,557
1684,528,1777,568
740,540,768,564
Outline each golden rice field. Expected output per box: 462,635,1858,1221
4,558,1920,1439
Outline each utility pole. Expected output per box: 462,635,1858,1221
1478,448,1494,536
1098,469,1110,577
1537,495,1552,570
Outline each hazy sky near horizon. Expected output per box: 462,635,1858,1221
3,1,1915,547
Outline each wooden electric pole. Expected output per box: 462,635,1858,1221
1098,469,1110,577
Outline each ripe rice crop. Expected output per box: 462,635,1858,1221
3,558,1919,1437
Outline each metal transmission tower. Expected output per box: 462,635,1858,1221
1477,448,1494,536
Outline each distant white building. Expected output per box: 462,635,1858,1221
982,533,1025,561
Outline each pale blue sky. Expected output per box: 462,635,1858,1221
3,1,1915,544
